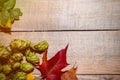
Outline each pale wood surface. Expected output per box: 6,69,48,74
0,31,120,74
1,0,120,79
77,75,120,80
34,75,120,80
7,0,120,31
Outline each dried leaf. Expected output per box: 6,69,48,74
61,67,78,80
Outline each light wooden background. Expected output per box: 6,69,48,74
0,0,120,80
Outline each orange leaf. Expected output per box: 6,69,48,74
61,67,78,80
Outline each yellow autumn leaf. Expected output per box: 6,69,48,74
27,72,35,80
0,19,12,28
5,19,12,28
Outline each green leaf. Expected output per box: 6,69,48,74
0,0,8,11
0,10,10,25
0,0,8,6
10,8,22,20
0,0,22,29
3,0,16,10
0,0,8,2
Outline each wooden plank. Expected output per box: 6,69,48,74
6,0,120,31
77,75,120,80
0,31,120,74
34,75,120,80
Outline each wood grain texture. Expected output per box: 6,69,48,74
33,75,120,80
7,0,120,31
77,75,120,80
0,31,120,74
34,75,120,80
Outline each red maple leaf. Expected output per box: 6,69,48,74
37,45,69,80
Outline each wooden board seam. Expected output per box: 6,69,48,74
0,29,120,32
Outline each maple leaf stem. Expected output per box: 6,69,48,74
43,50,47,63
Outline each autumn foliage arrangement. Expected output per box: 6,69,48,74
0,39,78,80
37,45,78,80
